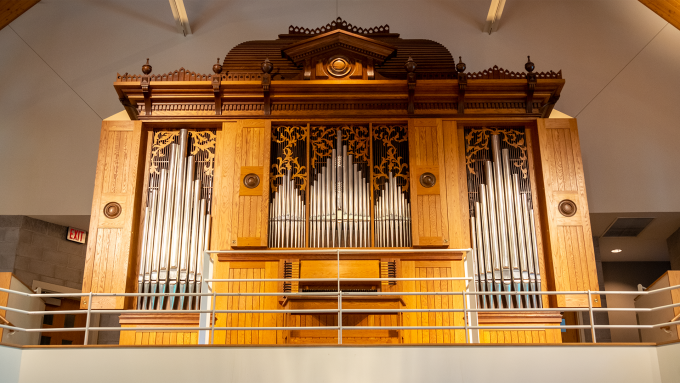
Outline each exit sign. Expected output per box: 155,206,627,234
67,227,87,244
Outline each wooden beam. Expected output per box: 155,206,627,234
169,0,191,36
483,0,506,35
639,0,680,31
0,0,41,31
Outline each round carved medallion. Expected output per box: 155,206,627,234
327,56,352,77
558,199,577,217
103,202,122,219
420,172,437,188
243,173,260,189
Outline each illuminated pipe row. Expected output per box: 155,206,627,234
374,172,411,248
471,134,542,309
137,129,211,310
269,169,306,248
308,130,371,248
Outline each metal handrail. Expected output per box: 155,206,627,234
1,248,680,345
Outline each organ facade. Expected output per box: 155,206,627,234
82,18,597,345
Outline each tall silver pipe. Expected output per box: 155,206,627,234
342,146,348,247
326,157,332,247
178,156,195,310
501,149,522,308
471,216,480,305
142,189,159,309
137,206,150,310
490,137,512,307
149,168,168,310
186,179,201,310
512,174,532,308
478,184,496,309
158,144,178,309
483,162,503,307
196,211,211,310
347,156,354,247
529,209,543,308
474,202,488,309
168,129,188,309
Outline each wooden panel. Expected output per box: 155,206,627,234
408,119,450,247
639,0,680,31
480,328,562,344
118,313,202,345
213,261,281,344
212,120,270,250
300,260,379,279
82,121,146,310
535,119,599,308
0,0,41,31
0,273,11,341
400,261,464,344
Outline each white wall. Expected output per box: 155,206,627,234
0,345,22,383
1,343,676,383
0,0,679,216
2,277,44,346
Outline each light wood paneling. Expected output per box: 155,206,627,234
212,261,282,344
478,311,563,344
408,119,450,247
639,0,680,31
535,118,599,308
119,313,202,345
0,0,41,31
82,121,146,309
0,272,11,341
211,120,270,251
401,260,465,344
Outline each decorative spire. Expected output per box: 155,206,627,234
212,58,222,74
456,56,466,73
142,58,152,75
405,56,417,73
261,58,273,74
525,56,535,73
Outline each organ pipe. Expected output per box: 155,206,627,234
469,131,543,309
138,129,212,310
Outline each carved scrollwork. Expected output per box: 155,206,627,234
149,130,216,177
310,125,369,165
465,127,528,179
149,131,180,175
271,125,308,192
372,124,409,193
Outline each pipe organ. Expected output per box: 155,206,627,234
84,18,599,345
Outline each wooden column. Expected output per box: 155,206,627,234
534,118,600,308
210,120,270,251
81,121,147,310
408,118,451,247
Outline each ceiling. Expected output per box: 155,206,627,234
1,0,679,261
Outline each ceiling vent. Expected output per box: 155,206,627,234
602,217,654,237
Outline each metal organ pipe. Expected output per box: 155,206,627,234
469,134,543,309
137,130,213,310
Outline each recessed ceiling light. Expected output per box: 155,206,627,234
611,249,623,253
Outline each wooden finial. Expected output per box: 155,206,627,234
142,58,152,75
456,56,466,73
261,58,273,74
212,58,222,74
525,56,535,73
405,57,417,73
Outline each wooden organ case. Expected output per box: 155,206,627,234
83,18,599,345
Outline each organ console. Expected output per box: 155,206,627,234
83,18,597,346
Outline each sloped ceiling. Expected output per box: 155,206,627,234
0,1,679,232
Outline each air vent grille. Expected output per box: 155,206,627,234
602,218,654,237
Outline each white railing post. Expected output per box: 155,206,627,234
463,249,479,343
588,290,597,343
84,291,92,345
463,290,468,343
210,290,216,344
198,251,213,344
